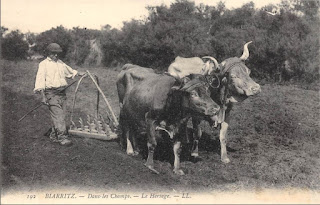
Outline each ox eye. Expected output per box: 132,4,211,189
190,91,199,97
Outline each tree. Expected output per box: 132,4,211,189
105,0,214,69
67,27,101,65
25,32,37,45
35,26,72,60
1,30,29,60
1,26,8,38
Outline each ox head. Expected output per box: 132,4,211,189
172,74,220,116
219,41,261,102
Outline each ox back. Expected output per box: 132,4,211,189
121,74,178,127
116,64,156,108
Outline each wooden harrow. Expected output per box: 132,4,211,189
68,70,119,141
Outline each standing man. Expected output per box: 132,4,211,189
34,43,86,146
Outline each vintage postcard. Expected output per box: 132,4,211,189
1,0,319,204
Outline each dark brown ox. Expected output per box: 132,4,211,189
117,64,155,109
168,42,261,164
117,65,220,175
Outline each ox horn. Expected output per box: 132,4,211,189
202,56,220,71
239,41,252,61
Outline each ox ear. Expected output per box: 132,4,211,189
170,76,191,92
180,76,204,92
180,82,203,92
219,61,227,75
182,76,191,84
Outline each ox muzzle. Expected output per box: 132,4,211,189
244,83,261,96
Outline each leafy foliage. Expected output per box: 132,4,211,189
34,26,101,64
66,27,101,65
96,0,319,84
1,30,29,60
1,0,318,83
35,26,73,60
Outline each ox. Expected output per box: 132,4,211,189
168,41,261,163
117,65,220,175
168,56,219,79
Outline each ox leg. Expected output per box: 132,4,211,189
123,127,136,156
119,110,132,155
173,141,184,175
144,113,159,174
126,137,135,156
131,130,140,155
191,118,201,157
122,123,138,156
220,122,230,163
145,142,159,174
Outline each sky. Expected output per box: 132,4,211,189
2,0,281,33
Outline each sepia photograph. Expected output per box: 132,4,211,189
1,0,319,204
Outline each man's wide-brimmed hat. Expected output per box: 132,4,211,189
47,43,62,53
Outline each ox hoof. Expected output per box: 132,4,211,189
127,150,139,156
191,152,199,157
144,164,160,174
173,169,185,175
221,157,230,164
127,152,135,156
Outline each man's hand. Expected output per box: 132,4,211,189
41,97,49,106
40,90,49,106
77,71,87,77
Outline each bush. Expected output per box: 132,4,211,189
1,30,29,60
67,27,102,65
20,0,319,85
35,26,73,61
